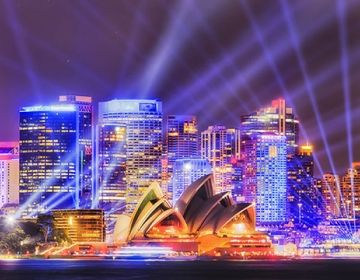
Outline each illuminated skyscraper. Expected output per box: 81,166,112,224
242,134,287,225
201,125,240,193
241,98,299,225
96,124,127,214
287,145,317,226
341,162,360,219
0,142,19,208
98,99,163,213
19,96,93,216
321,173,341,219
59,95,93,208
166,115,198,196
231,159,244,202
240,98,299,156
172,158,211,203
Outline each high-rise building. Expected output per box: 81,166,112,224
59,95,93,208
98,99,163,214
242,134,287,225
321,173,341,219
287,145,317,226
231,158,244,202
166,115,198,196
0,142,19,208
241,98,300,225
96,124,127,214
240,98,299,156
172,158,211,203
201,125,240,193
19,96,93,216
341,162,360,219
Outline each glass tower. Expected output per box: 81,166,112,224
59,95,93,208
321,173,341,219
96,124,127,214
242,134,287,225
341,162,360,219
287,145,317,226
166,115,198,197
201,125,240,193
19,97,93,216
172,158,211,204
240,98,299,156
98,99,163,214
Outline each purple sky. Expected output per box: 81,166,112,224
0,0,359,176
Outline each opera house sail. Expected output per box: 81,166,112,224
114,174,274,258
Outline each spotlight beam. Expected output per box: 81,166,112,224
2,0,41,100
139,0,197,97
280,0,348,214
337,0,355,221
167,0,335,115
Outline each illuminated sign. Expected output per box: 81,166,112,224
139,103,157,112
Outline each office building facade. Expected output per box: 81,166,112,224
341,162,360,219
201,125,240,193
287,145,317,226
240,98,299,156
242,134,287,225
98,99,163,214
19,96,93,216
172,158,211,203
321,173,341,219
0,142,19,208
166,115,198,196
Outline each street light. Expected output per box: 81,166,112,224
5,215,16,226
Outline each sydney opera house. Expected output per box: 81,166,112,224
114,174,273,258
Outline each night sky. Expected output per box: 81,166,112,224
0,0,359,176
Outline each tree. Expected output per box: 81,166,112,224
53,228,72,245
0,218,28,254
37,214,54,243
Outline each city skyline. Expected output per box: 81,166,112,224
1,0,360,267
0,0,359,177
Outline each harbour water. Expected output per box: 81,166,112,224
1,258,360,280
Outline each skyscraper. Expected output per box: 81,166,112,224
201,125,240,193
96,124,127,214
166,115,198,196
240,98,299,156
242,134,287,225
287,145,317,226
59,95,93,208
341,162,360,219
0,142,19,209
172,158,211,203
321,173,341,219
241,98,300,225
19,96,93,216
98,99,163,213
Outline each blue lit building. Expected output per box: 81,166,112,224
287,145,319,227
172,158,211,203
256,135,287,224
19,96,93,216
240,98,299,156
231,158,244,202
242,134,287,225
201,126,241,194
97,99,163,214
166,115,198,197
96,124,127,214
241,98,300,225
